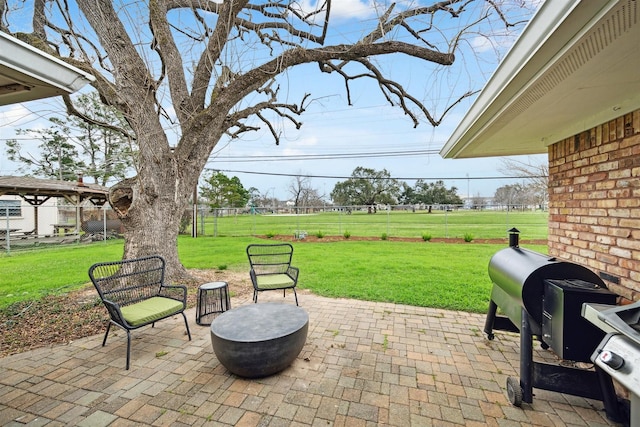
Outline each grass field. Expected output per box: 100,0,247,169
0,233,548,313
202,208,548,240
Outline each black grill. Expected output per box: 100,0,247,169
483,229,621,421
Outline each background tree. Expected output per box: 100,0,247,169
288,174,323,210
499,157,549,208
69,92,135,186
469,193,488,209
409,180,463,205
493,183,533,209
6,118,84,181
1,1,533,279
331,167,400,208
200,172,250,210
5,92,135,185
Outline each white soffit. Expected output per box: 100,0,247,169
0,31,94,106
440,0,640,159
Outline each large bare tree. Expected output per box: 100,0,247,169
1,1,531,280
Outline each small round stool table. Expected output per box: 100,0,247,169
196,281,231,326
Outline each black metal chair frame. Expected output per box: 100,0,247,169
88,255,191,369
247,243,299,305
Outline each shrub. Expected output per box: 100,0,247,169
381,233,388,240
343,230,351,239
266,231,275,238
464,232,474,242
315,231,325,238
422,232,432,242
217,265,228,270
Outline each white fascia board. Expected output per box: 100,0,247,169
0,31,94,99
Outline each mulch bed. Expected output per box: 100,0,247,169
0,269,253,358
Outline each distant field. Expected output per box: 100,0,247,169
202,208,548,241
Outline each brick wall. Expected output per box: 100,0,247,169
548,110,640,301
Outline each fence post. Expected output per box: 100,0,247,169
445,208,448,238
4,207,9,254
386,207,390,236
199,206,205,236
214,208,218,237
103,207,107,240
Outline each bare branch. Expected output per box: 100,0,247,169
191,0,247,109
149,0,190,121
62,95,135,141
224,93,311,145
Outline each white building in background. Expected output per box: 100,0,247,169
0,195,60,235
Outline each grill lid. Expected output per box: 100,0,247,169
488,247,605,324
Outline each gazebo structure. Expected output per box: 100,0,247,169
0,175,108,236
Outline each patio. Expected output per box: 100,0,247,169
0,290,616,426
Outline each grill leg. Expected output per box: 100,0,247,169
520,307,534,404
484,300,497,339
596,366,625,423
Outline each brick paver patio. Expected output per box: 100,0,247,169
0,291,617,426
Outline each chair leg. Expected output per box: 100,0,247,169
125,330,131,370
293,288,298,306
253,290,258,303
102,322,112,347
181,312,192,340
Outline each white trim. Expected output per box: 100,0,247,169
0,31,94,105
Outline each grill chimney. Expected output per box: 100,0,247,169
508,227,519,248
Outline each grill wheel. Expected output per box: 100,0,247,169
506,377,523,407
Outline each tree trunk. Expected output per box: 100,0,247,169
109,153,196,282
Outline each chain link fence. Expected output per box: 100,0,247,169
193,204,548,241
2,201,547,253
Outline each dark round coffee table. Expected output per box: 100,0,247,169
210,303,308,378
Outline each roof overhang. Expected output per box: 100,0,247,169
440,0,640,159
0,31,94,106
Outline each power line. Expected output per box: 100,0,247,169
207,168,547,181
208,149,442,162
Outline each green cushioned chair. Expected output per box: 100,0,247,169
88,255,191,369
247,243,299,305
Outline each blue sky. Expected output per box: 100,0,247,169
0,0,546,201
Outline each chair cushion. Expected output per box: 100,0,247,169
256,274,295,289
121,297,184,326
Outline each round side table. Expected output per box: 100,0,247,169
196,281,231,326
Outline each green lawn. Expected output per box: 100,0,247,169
203,208,548,240
0,235,547,313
